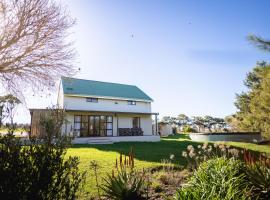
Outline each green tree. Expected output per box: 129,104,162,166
177,114,189,128
0,94,21,129
191,116,206,132
234,62,270,138
249,35,270,52
161,116,177,124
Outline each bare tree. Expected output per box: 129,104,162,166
0,0,77,99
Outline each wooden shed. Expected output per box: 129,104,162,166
29,109,49,138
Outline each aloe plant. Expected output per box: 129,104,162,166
100,168,146,200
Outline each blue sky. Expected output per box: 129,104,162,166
15,0,270,123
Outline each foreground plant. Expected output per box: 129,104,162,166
101,169,146,200
181,142,268,169
100,148,147,200
90,160,101,199
174,157,251,200
0,134,86,200
246,163,270,199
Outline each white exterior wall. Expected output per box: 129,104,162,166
57,83,64,108
61,112,153,136
63,95,151,113
59,85,155,139
117,114,152,135
140,115,152,135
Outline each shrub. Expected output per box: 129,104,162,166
182,143,243,169
100,148,147,200
101,168,146,200
246,163,270,199
0,134,86,200
174,157,251,200
182,125,194,133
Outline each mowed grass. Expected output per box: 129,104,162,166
66,134,270,197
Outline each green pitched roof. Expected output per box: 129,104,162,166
61,77,153,101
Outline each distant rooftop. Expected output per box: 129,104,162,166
61,77,153,101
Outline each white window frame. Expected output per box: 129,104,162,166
127,100,136,105
86,97,98,103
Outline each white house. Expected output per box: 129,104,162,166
30,77,160,144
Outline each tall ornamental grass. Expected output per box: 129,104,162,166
174,157,251,200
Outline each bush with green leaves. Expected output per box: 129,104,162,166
182,125,194,133
0,134,86,200
182,142,244,169
246,163,270,199
174,157,251,200
101,168,146,200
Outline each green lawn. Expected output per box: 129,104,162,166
67,134,270,197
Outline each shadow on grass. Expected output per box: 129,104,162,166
70,134,199,165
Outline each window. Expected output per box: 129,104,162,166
74,115,81,131
132,117,140,128
127,100,136,105
66,87,73,91
86,97,98,103
106,116,113,136
74,115,113,137
80,116,89,137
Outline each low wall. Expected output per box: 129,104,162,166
189,132,262,143
72,135,160,144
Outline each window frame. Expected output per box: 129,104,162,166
86,97,98,103
74,115,113,137
74,115,81,132
127,100,136,105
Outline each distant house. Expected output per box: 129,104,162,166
158,122,173,136
30,77,160,143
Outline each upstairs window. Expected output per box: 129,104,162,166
86,97,98,103
66,87,73,91
127,100,136,105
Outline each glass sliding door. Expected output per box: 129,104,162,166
94,116,100,136
100,116,106,136
106,116,113,136
89,116,95,136
81,116,89,137
74,115,81,137
75,115,113,137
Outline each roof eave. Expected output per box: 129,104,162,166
63,93,153,102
